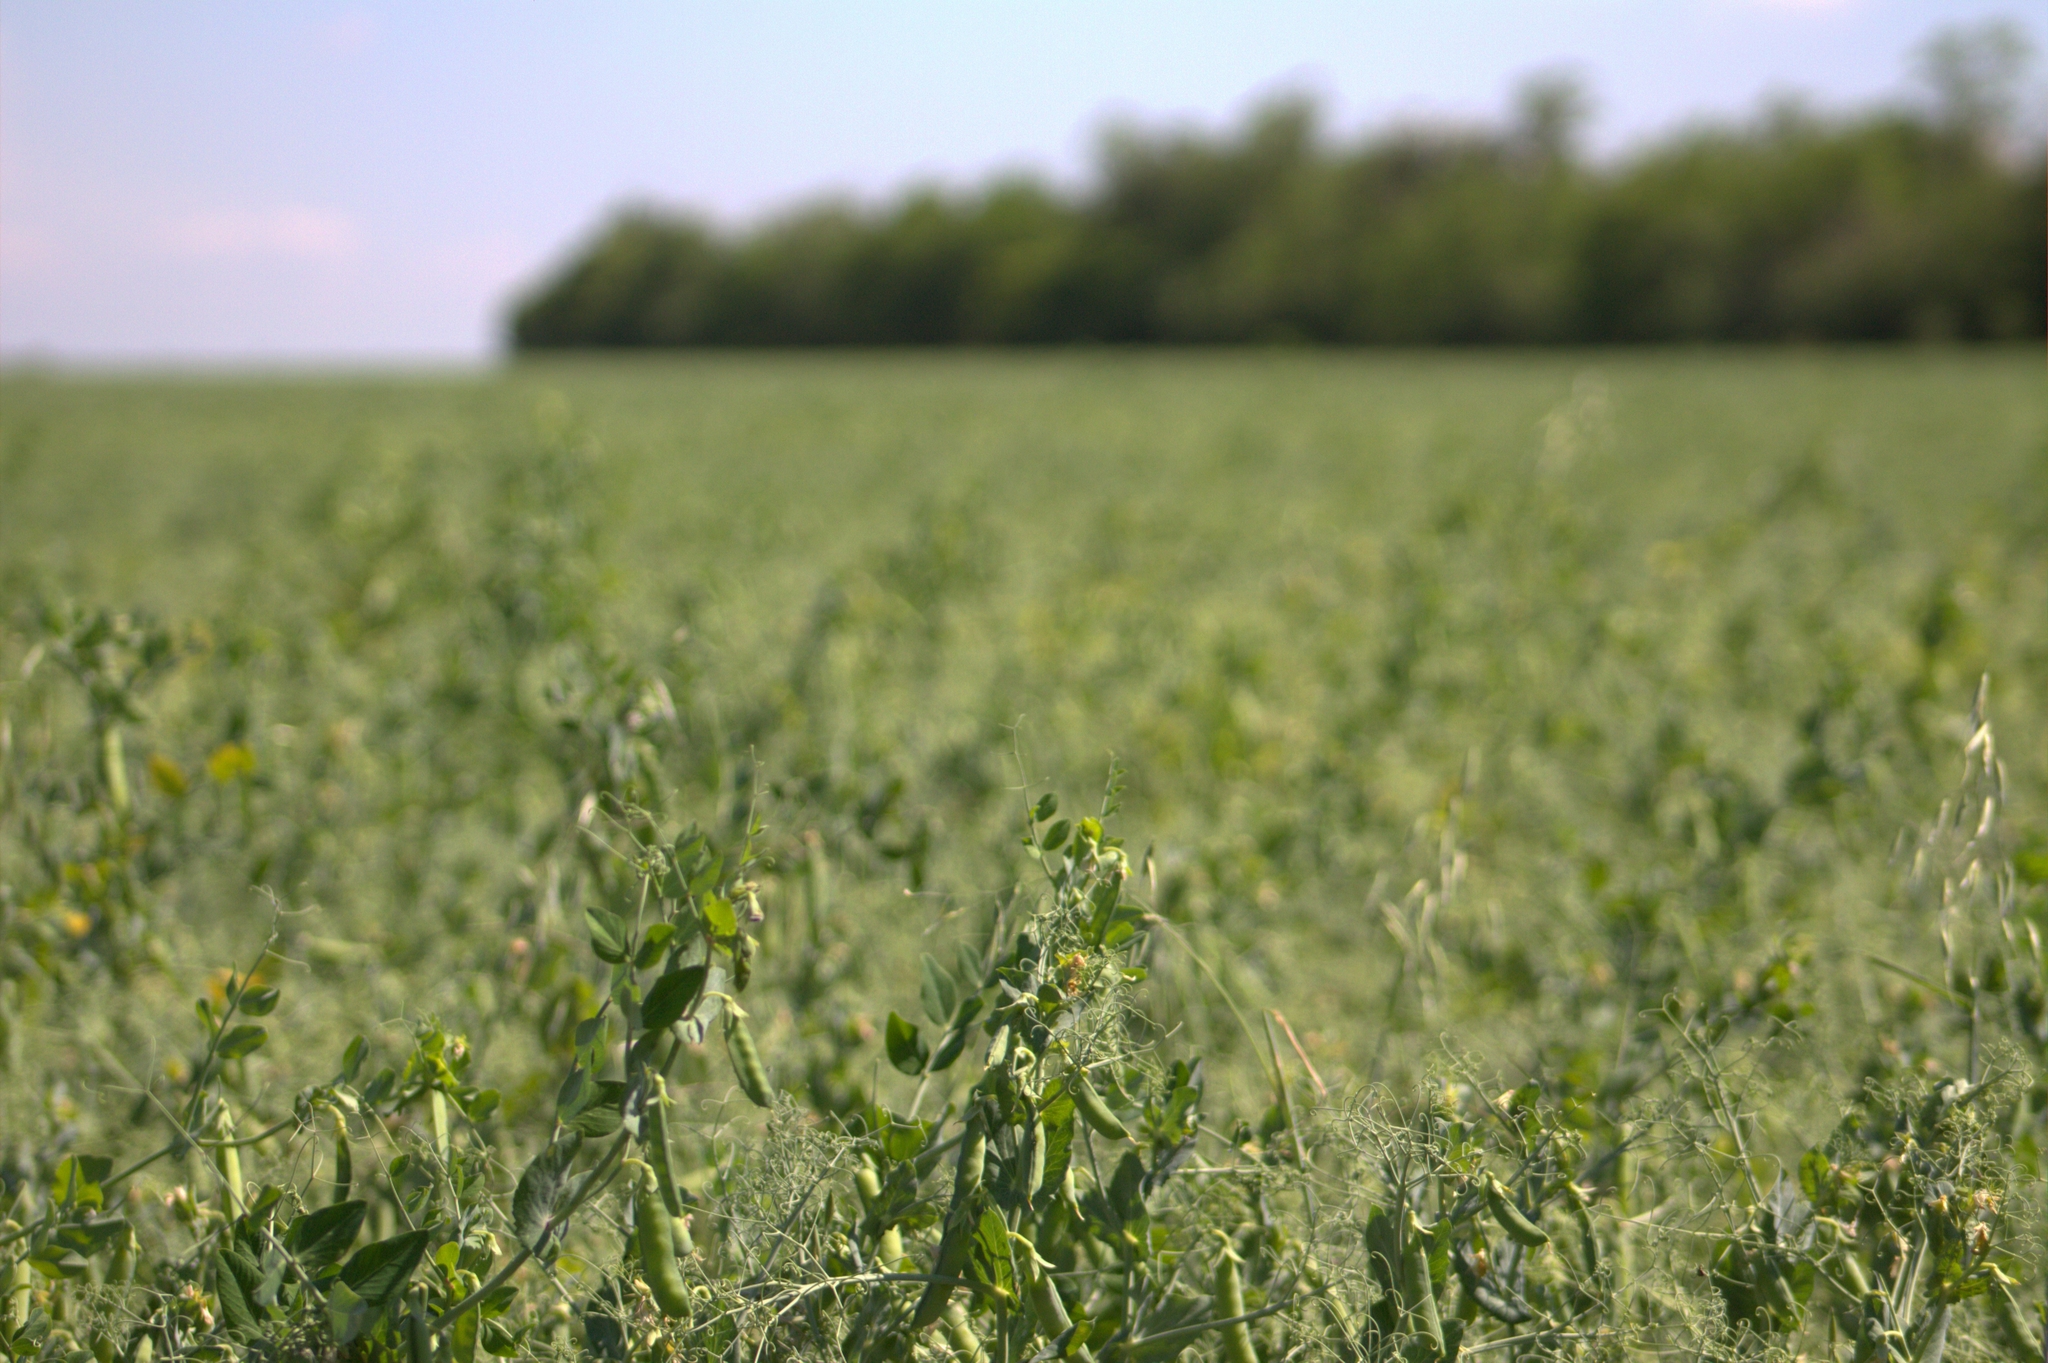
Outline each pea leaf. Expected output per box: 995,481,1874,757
217,1024,268,1059
584,908,629,963
339,1227,434,1307
884,1012,929,1076
284,1200,367,1274
236,985,281,1017
512,1133,582,1249
702,895,738,939
641,965,708,1032
920,954,956,1027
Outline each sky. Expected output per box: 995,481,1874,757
1,1,2041,364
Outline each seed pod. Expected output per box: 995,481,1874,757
1402,1214,1443,1358
1073,1076,1131,1142
626,1160,693,1319
407,1287,432,1363
331,1111,353,1205
1995,1285,2038,1362
911,1213,971,1330
1485,1176,1549,1248
131,1334,153,1363
953,1113,987,1204
213,1105,245,1221
1214,1246,1259,1363
102,726,130,816
1026,1250,1095,1363
1023,1118,1047,1201
644,1077,684,1217
943,1300,988,1363
856,1156,904,1270
725,1013,774,1108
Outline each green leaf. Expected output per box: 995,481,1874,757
1037,1088,1077,1207
1033,793,1059,822
339,1228,434,1308
885,1011,929,1076
920,954,956,1027
512,1133,582,1248
236,985,281,1017
1042,819,1072,852
967,1204,1015,1302
51,1216,129,1258
51,1155,111,1211
340,1034,368,1084
217,1024,269,1059
567,1081,627,1137
633,922,677,969
702,895,738,939
462,1089,501,1123
641,965,708,1032
284,1200,367,1274
585,907,629,963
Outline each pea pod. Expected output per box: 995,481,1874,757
1995,1284,2038,1362
625,1159,694,1319
1485,1175,1549,1248
1402,1213,1443,1358
1214,1245,1259,1363
943,1300,988,1363
1073,1075,1131,1142
1025,1245,1095,1363
856,1156,904,1270
330,1111,353,1205
725,1013,774,1108
644,1076,684,1216
1023,1117,1047,1201
912,1115,988,1331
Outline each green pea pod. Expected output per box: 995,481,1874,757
1073,1075,1131,1141
644,1076,684,1216
856,1156,905,1270
910,1212,972,1331
1023,1118,1047,1201
626,1160,694,1319
725,1013,774,1108
331,1111,353,1205
1995,1285,2038,1363
943,1300,989,1363
1214,1248,1259,1363
1026,1251,1095,1363
1485,1176,1549,1248
1402,1215,1443,1358
953,1113,987,1203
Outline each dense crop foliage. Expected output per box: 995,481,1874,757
510,33,2044,348
1,352,2045,1363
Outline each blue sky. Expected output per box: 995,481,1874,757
1,1,2040,362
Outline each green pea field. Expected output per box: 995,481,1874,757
2,349,2046,1363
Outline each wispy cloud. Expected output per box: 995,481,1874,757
166,208,361,261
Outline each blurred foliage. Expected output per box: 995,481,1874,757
512,27,2044,349
0,351,2044,1361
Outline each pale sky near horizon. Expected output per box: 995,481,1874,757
2,1,2041,363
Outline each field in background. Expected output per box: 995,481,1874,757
2,349,2046,1360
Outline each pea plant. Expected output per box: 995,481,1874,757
4,691,2046,1363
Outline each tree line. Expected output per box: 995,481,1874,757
509,33,2045,348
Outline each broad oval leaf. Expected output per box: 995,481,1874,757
339,1227,434,1307
216,1024,269,1059
284,1199,367,1274
884,1011,929,1076
236,985,281,1017
584,907,628,964
641,965,708,1033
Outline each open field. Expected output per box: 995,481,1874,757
2,350,2046,1363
